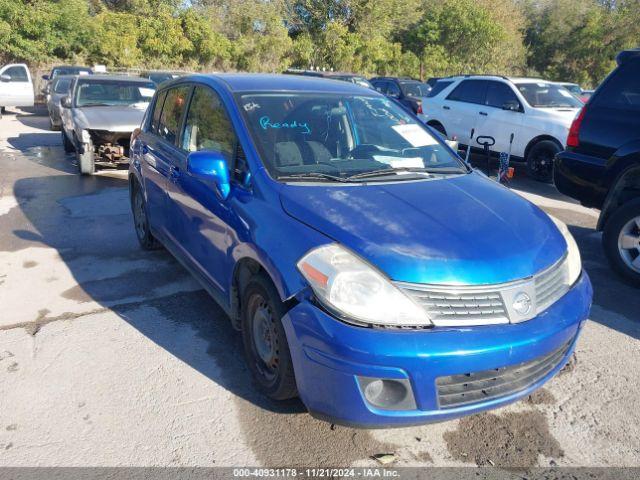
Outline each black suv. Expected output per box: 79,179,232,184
555,49,640,285
369,77,430,115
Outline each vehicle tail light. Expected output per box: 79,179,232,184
416,102,423,114
566,107,586,148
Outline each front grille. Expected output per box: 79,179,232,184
397,254,570,326
402,289,508,326
436,341,571,409
535,257,570,312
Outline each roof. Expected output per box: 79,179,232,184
617,48,640,65
180,73,379,94
75,74,155,83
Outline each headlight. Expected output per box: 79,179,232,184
549,215,582,285
297,244,431,327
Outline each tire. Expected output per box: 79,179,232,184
526,140,560,183
131,181,161,250
62,131,75,153
241,272,297,400
77,141,95,175
428,122,447,138
602,199,640,286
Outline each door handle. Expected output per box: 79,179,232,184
479,111,488,116
443,105,450,110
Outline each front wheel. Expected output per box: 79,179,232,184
77,141,95,175
526,140,560,183
241,273,297,400
603,199,640,286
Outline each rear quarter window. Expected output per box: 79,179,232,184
592,60,640,111
150,90,167,134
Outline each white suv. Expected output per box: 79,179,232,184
421,75,582,182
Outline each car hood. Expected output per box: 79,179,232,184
74,104,149,131
532,107,580,125
279,172,567,285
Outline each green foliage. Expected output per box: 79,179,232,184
0,0,636,86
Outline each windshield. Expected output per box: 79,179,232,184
401,82,430,97
53,78,72,94
561,84,582,96
52,67,92,78
334,76,373,89
147,73,178,85
238,93,466,182
516,82,582,108
75,80,156,107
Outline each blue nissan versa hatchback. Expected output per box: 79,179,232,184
129,74,592,427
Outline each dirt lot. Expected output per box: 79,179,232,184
0,107,639,468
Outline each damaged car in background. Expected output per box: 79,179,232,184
61,75,156,174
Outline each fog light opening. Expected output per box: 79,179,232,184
358,376,417,411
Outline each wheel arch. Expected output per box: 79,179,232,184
524,135,564,160
229,252,298,331
597,165,640,231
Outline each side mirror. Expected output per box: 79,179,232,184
42,74,50,81
187,151,231,200
502,100,521,112
61,96,72,108
0,74,11,82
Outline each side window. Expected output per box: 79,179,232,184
150,90,167,134
387,82,401,98
372,81,387,94
181,86,238,164
446,80,487,104
485,81,521,110
3,66,28,82
157,86,190,146
593,61,640,111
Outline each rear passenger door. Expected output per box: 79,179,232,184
442,80,488,145
140,85,191,237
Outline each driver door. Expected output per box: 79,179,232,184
168,84,240,294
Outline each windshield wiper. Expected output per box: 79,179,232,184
79,103,112,107
347,166,466,181
276,172,350,183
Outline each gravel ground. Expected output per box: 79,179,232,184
0,107,638,468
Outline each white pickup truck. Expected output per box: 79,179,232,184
0,63,35,116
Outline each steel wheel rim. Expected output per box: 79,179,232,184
134,190,147,240
617,215,640,273
249,296,279,383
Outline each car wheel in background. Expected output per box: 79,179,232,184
526,140,560,183
77,140,95,175
603,199,640,286
49,117,60,131
62,131,75,153
242,272,297,401
131,182,161,250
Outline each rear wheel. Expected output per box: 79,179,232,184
77,140,95,175
603,199,640,286
526,140,560,183
62,131,75,153
242,273,297,400
131,181,161,250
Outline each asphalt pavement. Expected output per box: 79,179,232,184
0,107,638,468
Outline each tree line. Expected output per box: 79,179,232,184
1,0,638,87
